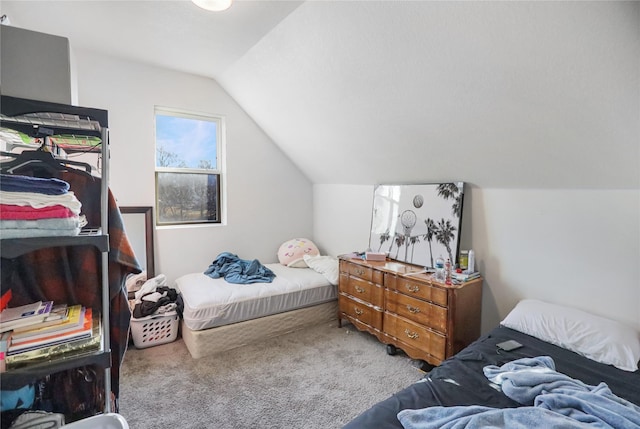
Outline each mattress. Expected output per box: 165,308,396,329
343,325,640,428
176,263,337,331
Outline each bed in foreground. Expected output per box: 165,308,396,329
175,251,339,359
344,299,640,429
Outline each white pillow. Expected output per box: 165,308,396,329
501,299,640,372
303,254,339,286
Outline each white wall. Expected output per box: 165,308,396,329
220,1,639,189
312,184,373,256
72,50,314,284
314,185,640,333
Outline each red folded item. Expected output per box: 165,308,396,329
0,204,75,220
0,290,11,312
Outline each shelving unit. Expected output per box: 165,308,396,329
0,95,112,413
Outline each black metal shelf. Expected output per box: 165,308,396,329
0,95,108,129
0,231,109,259
1,349,111,390
0,95,107,147
0,120,102,140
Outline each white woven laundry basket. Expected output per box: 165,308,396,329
130,310,179,348
63,413,129,428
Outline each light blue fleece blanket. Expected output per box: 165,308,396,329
0,217,80,239
398,356,640,429
204,252,275,284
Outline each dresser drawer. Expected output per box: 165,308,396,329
384,289,448,334
343,276,383,307
395,278,448,307
339,294,383,330
347,263,373,282
383,312,446,361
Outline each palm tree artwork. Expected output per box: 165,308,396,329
369,183,465,268
377,231,390,252
423,218,437,268
408,235,421,262
394,234,406,259
435,218,456,264
437,183,463,217
400,210,417,260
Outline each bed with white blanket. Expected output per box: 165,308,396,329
175,254,339,359
344,299,640,429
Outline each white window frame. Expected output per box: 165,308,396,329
154,106,226,226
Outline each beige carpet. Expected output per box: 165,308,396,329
118,321,424,429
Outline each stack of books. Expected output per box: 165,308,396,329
451,271,481,283
0,301,100,370
0,300,56,332
0,331,9,372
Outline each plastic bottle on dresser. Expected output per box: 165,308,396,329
445,258,452,285
435,255,445,282
467,249,475,273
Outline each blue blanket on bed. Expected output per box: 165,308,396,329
204,252,275,284
398,356,640,429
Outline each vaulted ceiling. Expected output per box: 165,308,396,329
2,1,638,189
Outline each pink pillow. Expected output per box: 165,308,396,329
277,238,320,267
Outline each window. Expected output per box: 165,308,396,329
155,107,223,225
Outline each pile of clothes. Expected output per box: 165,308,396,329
127,273,183,319
204,252,275,284
0,174,85,239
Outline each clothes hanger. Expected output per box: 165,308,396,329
0,148,93,174
0,127,94,174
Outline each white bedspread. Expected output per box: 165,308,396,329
176,263,337,331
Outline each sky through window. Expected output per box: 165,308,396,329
156,114,217,169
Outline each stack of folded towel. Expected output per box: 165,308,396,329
0,174,85,239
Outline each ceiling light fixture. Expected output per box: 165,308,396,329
192,0,233,12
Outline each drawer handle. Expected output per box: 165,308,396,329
406,305,421,314
354,308,364,315
355,285,366,293
406,284,420,293
404,328,419,340
355,268,365,276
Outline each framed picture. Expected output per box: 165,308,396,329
120,206,155,278
368,182,464,269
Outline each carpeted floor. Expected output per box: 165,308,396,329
118,320,424,428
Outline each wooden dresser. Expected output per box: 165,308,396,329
338,255,482,366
